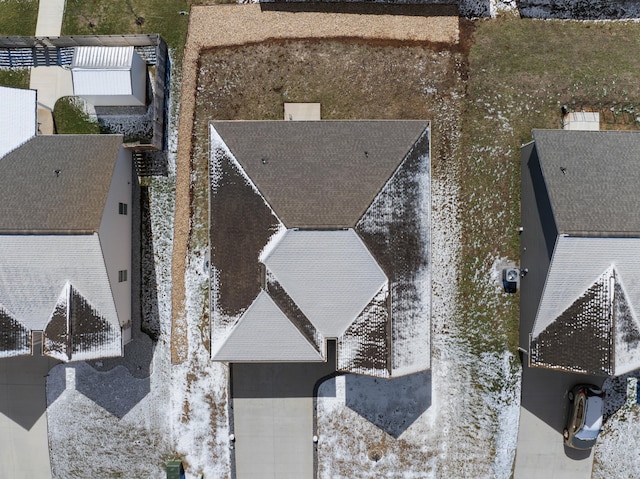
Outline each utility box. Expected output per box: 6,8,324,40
166,460,185,479
502,268,519,294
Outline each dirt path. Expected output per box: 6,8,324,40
171,3,459,363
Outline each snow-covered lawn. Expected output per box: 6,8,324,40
46,49,231,479
317,95,521,477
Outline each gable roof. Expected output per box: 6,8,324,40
0,235,119,333
211,120,429,228
0,86,37,159
533,129,640,236
213,291,323,362
531,236,640,375
0,135,123,234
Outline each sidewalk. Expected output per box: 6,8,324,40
30,0,72,134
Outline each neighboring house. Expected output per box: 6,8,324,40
71,46,147,107
521,129,640,376
209,120,431,377
0,86,37,157
0,132,133,362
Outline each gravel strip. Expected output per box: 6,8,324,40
171,3,459,363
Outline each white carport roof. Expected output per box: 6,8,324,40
0,86,36,159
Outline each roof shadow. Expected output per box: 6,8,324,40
344,370,431,438
47,362,150,419
232,341,337,398
259,2,458,17
0,354,58,430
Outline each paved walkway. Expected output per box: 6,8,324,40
514,365,604,479
30,0,71,134
0,354,58,479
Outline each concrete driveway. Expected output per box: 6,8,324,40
231,345,336,479
0,351,58,479
514,363,605,479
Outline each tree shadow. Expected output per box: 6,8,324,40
344,370,431,438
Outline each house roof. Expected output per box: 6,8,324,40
213,291,323,362
262,229,388,338
211,120,429,228
0,235,119,334
0,135,122,234
0,86,37,159
210,120,431,374
533,129,640,236
531,236,640,375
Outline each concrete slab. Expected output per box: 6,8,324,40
231,345,336,479
29,66,73,111
0,355,58,479
234,397,313,479
284,103,321,121
515,408,594,479
563,111,600,131
514,365,604,479
35,0,66,37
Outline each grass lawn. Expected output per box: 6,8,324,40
0,0,38,36
460,16,640,361
52,97,100,134
62,0,209,60
0,68,30,88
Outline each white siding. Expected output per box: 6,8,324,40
0,235,118,331
263,229,387,338
533,235,640,338
213,291,323,362
98,145,132,335
0,86,36,159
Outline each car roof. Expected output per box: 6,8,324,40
575,395,603,441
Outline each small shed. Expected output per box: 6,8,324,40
71,46,147,107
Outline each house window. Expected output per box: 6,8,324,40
119,202,128,215
118,270,128,282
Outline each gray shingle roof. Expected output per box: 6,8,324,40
533,129,640,236
531,236,640,375
0,135,123,234
211,120,429,228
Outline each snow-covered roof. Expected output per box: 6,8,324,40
263,229,387,338
212,291,323,362
0,86,37,159
209,120,431,374
531,236,640,375
0,234,119,334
